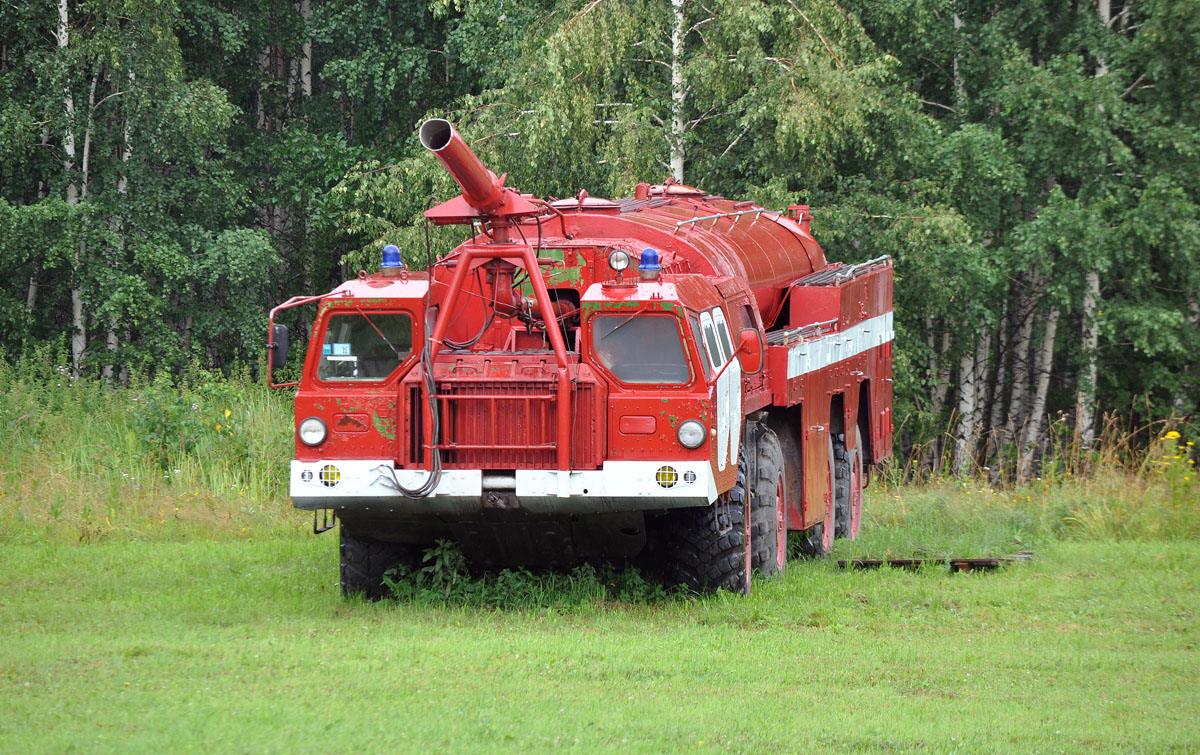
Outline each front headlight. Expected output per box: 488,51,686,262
608,249,631,272
298,417,328,446
677,419,706,449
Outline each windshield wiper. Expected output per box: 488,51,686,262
599,304,649,340
354,307,402,358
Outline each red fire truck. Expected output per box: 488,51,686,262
269,119,893,596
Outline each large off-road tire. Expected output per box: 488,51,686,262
791,433,836,558
749,428,787,578
660,448,750,594
833,426,864,540
339,527,422,600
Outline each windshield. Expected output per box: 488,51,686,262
317,312,413,381
591,314,691,384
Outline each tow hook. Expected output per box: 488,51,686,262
713,496,733,535
313,508,337,534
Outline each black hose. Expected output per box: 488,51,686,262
443,269,495,349
384,311,442,498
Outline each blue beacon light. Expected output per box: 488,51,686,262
638,247,661,280
381,244,404,269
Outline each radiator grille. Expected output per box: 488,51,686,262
402,377,602,470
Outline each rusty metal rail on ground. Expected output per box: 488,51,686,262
838,551,1034,573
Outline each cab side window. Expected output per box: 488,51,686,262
711,307,734,360
699,310,724,368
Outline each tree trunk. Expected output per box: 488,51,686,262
953,343,978,476
952,13,966,105
1176,293,1199,416
669,0,686,181
28,124,52,313
953,327,991,476
1074,0,1111,447
1074,270,1101,447
104,73,134,383
988,302,1010,430
1005,280,1037,447
985,301,1011,475
932,328,953,417
58,0,87,374
1019,307,1060,481
974,326,992,449
299,0,312,98
73,72,98,376
256,47,271,131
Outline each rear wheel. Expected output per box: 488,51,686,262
792,434,836,558
749,428,786,578
339,526,422,600
834,426,864,540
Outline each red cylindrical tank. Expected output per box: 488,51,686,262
547,195,828,325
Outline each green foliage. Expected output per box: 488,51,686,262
132,368,262,471
382,539,673,609
0,0,1196,461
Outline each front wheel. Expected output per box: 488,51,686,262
659,502,749,594
339,527,422,600
660,445,750,594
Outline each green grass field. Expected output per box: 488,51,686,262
2,369,1198,751
4,524,1198,752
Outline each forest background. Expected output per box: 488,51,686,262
1,0,1197,477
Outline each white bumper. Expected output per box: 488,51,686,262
290,459,717,514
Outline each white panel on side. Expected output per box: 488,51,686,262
786,311,894,379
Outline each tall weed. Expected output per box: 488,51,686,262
1,355,1194,554
0,354,299,542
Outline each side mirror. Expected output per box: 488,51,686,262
270,323,290,369
736,328,763,374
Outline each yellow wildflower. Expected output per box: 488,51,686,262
224,409,231,418
1165,431,1181,439
215,424,222,431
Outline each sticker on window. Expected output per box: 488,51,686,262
332,343,351,356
